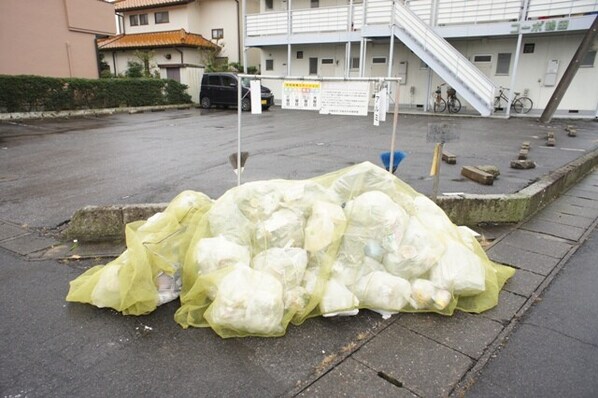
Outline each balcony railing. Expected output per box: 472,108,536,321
246,0,598,37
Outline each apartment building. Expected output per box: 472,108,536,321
244,0,598,117
0,0,115,78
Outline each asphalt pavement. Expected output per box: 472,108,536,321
1,107,598,397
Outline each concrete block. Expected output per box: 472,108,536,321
511,159,536,169
122,204,167,225
63,205,124,242
476,165,500,177
518,148,529,160
547,137,556,146
461,166,494,185
521,141,531,150
567,129,577,137
442,150,457,164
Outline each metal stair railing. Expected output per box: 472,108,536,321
392,1,496,115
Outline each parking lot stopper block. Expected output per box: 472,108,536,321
519,148,529,160
442,151,457,164
476,165,500,177
521,141,531,150
511,159,537,169
461,166,494,185
567,129,577,137
547,137,556,146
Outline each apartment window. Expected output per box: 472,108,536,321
139,14,148,25
473,54,492,63
296,51,303,59
372,56,387,64
155,11,169,24
212,29,224,39
265,59,274,71
496,53,511,75
311,0,319,8
130,14,139,26
523,43,535,54
265,0,273,10
581,50,596,67
309,57,318,74
351,57,360,69
321,58,334,65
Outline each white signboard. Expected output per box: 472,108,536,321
282,81,321,110
373,87,387,126
250,80,262,114
319,81,370,116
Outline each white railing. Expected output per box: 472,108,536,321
405,0,433,24
364,0,393,24
292,5,349,33
246,12,287,36
393,2,495,108
245,0,598,36
527,0,598,19
436,0,522,25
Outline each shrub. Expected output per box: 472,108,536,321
0,75,192,113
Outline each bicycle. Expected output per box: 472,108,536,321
494,87,533,114
432,83,461,113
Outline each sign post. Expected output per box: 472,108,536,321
427,123,459,203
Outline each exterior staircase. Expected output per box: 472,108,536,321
391,1,496,116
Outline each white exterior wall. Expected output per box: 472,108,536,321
122,5,191,34
195,0,240,63
159,66,205,103
260,33,598,114
106,47,204,77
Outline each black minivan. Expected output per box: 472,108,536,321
199,72,274,111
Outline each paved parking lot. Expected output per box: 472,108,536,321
1,107,596,229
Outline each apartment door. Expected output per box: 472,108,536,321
309,57,318,75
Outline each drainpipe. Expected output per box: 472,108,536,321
388,24,395,77
346,0,354,78
112,51,117,75
287,0,292,75
506,33,523,118
174,47,184,65
235,0,242,65
242,0,247,73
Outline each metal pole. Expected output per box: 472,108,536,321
389,83,400,174
540,15,598,124
237,76,242,186
388,24,395,78
242,0,247,73
506,33,523,118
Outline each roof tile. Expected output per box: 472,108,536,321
97,29,219,50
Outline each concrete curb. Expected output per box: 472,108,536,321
62,148,598,242
0,104,194,121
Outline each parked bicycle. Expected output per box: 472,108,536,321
494,87,533,114
432,83,461,113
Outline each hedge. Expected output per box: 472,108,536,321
0,75,192,113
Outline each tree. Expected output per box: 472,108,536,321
133,50,156,78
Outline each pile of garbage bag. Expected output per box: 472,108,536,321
66,162,515,338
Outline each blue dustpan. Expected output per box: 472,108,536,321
380,151,406,173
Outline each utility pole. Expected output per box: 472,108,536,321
539,15,598,123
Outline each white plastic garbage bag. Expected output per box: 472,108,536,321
382,216,445,279
319,278,359,317
193,235,251,275
207,267,284,335
255,208,305,251
304,201,347,252
353,271,412,318
429,240,486,296
252,247,308,289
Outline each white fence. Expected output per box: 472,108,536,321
246,0,598,36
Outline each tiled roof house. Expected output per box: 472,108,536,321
99,0,245,102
